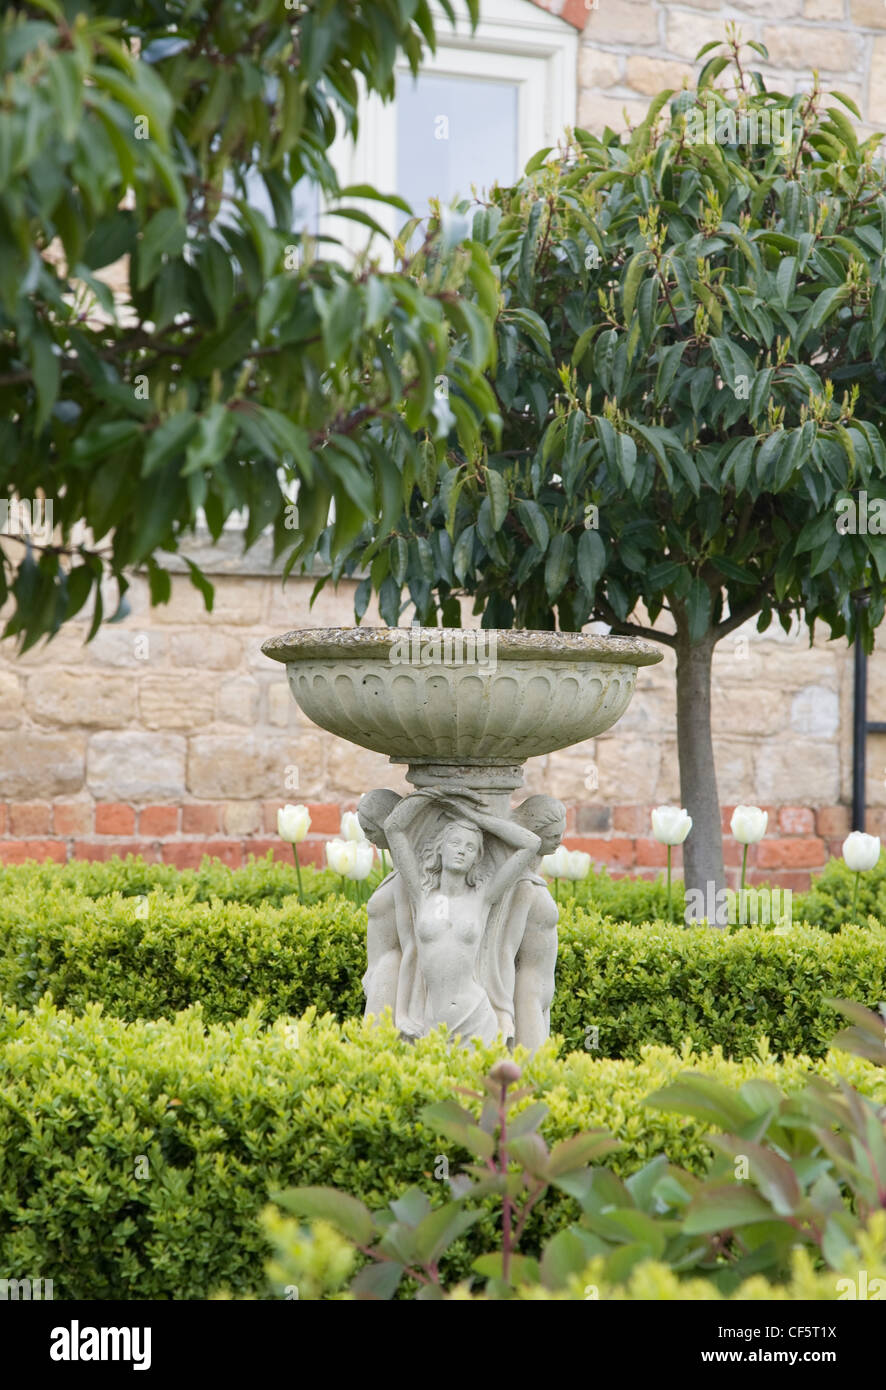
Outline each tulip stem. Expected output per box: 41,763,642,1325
852,869,860,921
291,844,304,905
740,844,748,898
666,846,672,925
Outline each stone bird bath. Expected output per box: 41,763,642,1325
263,627,661,1049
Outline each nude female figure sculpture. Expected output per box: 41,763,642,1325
358,784,566,1049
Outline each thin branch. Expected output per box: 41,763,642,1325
595,596,678,649
715,598,761,642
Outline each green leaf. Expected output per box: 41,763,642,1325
351,1261,405,1300
686,576,712,644
577,527,605,594
723,436,757,492
144,413,198,476
654,341,686,405
28,331,59,434
524,146,553,175
184,559,214,612
472,1253,540,1287
645,1074,754,1131
709,1138,801,1215
548,1131,620,1176
544,532,574,601
503,307,552,361
183,404,237,476
683,1184,776,1235
271,1187,373,1245
540,1228,603,1290
516,499,549,552
135,209,186,291
621,251,649,326
199,240,236,328
338,183,413,214
452,525,476,585
486,469,508,531
413,1203,483,1265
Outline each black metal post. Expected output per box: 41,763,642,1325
852,625,868,833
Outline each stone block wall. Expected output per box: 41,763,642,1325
0,559,882,890
578,0,886,135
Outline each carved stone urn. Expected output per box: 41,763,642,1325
263,627,661,1049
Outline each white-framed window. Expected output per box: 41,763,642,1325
326,0,578,251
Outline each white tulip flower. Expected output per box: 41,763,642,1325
349,841,375,881
842,831,881,874
651,805,691,924
277,804,311,844
566,850,592,881
326,838,356,876
277,804,310,903
541,845,571,879
651,805,692,846
842,830,881,922
730,805,768,845
341,810,366,842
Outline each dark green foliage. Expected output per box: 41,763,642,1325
1,858,885,1058
2,1000,883,1299
0,0,497,649
326,38,886,648
269,1004,886,1299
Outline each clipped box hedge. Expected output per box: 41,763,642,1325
2,876,885,1059
3,849,883,930
2,1000,885,1300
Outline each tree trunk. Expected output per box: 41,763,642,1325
674,628,725,919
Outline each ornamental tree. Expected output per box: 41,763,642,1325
322,35,886,901
0,0,498,649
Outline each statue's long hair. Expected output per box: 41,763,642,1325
420,818,484,896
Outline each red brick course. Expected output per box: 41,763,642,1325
53,802,93,836
139,805,179,837
613,805,650,835
817,806,850,837
164,840,242,869
181,803,221,835
72,841,161,863
565,836,634,868
95,803,136,836
0,839,66,864
778,806,816,835
755,837,827,869
9,802,51,836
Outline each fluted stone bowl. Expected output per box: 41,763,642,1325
262,627,662,766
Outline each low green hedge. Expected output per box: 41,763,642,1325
2,876,885,1058
2,850,882,932
0,853,343,909
2,1000,884,1299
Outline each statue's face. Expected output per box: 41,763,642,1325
538,815,567,855
440,823,482,874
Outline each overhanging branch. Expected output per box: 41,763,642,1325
595,597,677,649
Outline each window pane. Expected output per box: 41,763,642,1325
396,72,518,222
